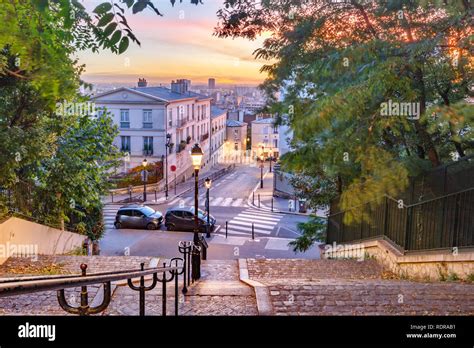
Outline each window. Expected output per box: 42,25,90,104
203,105,206,119
273,139,278,148
179,105,184,120
121,136,130,152
143,136,153,155
263,126,269,134
234,143,239,151
168,109,173,127
187,105,190,120
192,125,195,140
143,110,152,128
120,109,130,128
273,126,279,134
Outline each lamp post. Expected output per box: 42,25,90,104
190,143,203,244
269,156,272,173
165,133,171,200
260,154,264,189
141,159,148,202
204,177,212,238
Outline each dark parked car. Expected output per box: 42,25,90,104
164,207,216,233
114,205,163,230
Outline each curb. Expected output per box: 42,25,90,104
238,258,273,315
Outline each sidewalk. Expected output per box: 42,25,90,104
247,171,326,217
103,164,232,205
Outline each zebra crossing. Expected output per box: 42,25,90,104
215,208,284,238
103,205,120,230
165,196,247,208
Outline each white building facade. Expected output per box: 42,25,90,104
210,106,227,166
251,117,280,159
93,79,213,184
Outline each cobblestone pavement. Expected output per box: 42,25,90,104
104,260,258,316
247,258,387,280
247,259,474,315
0,256,153,315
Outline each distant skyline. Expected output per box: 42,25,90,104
77,0,271,86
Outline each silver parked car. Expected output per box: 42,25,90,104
114,204,163,230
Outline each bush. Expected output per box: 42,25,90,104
115,161,163,188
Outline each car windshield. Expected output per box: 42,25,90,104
141,207,155,216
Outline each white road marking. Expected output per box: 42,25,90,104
211,197,224,206
232,198,243,207
223,224,271,234
233,216,278,225
237,213,281,222
228,220,275,230
221,198,233,206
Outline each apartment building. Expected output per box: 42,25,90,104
210,106,226,166
93,79,213,183
251,117,280,159
224,119,248,162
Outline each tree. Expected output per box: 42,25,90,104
216,0,473,249
0,0,203,235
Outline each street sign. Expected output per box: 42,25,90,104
170,165,177,172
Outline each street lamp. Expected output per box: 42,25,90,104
191,143,203,244
142,159,148,202
260,154,264,188
165,133,172,200
204,178,212,238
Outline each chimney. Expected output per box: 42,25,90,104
137,78,147,87
171,79,191,94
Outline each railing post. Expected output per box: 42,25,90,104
225,221,228,239
271,197,273,212
258,194,260,208
383,196,389,237
252,192,255,205
404,206,411,251
111,192,114,203
252,223,255,240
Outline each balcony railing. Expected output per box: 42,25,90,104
201,133,209,141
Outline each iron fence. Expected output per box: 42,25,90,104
327,156,474,251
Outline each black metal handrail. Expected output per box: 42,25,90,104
0,240,207,316
0,265,180,294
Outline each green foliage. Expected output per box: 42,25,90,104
115,161,164,188
216,0,473,248
288,216,326,252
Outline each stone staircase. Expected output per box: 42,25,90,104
1,256,473,316
104,259,257,316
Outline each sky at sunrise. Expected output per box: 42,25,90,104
77,0,270,86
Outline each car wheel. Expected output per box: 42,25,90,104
114,222,121,229
166,224,175,231
146,223,157,230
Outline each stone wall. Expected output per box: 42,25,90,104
322,238,474,281
0,217,86,265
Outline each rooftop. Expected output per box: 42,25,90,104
132,86,210,102
252,118,276,124
211,106,227,119
226,119,247,127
